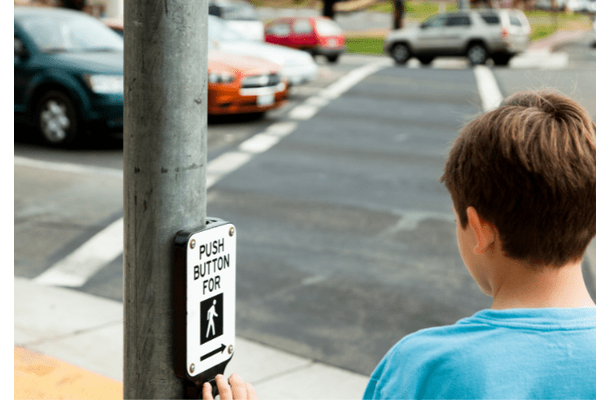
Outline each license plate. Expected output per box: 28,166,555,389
328,39,337,48
257,94,274,107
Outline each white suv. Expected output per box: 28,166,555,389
383,9,531,66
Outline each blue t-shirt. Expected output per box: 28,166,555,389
364,308,596,399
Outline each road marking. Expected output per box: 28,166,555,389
378,210,456,239
473,65,503,112
265,121,298,137
396,51,569,70
239,133,282,154
289,104,320,120
509,50,569,69
26,59,390,288
14,156,122,178
34,218,124,287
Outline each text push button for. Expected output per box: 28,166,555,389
174,218,236,384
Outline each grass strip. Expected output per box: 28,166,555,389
345,35,386,54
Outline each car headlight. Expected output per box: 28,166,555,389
209,71,235,84
83,74,123,94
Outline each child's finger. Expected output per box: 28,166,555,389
228,374,247,400
202,382,214,400
245,382,258,400
215,374,233,400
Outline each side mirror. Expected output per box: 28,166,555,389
14,38,28,60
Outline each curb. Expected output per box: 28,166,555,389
528,29,589,52
14,277,370,399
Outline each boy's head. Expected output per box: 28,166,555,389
441,90,595,267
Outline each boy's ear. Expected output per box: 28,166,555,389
466,207,497,254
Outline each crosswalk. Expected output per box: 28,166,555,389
338,50,570,70
26,60,393,290
20,49,575,290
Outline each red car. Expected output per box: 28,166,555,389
264,16,345,63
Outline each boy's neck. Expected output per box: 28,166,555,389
489,259,595,310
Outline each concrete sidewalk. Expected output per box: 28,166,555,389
14,277,370,399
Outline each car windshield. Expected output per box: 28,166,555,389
16,12,123,53
208,16,247,41
422,14,447,28
315,19,342,36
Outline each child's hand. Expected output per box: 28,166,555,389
203,373,258,400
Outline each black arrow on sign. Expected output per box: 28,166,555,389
200,344,227,362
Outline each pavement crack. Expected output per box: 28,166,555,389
251,360,316,385
17,319,123,347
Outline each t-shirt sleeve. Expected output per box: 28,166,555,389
362,355,387,400
362,375,380,400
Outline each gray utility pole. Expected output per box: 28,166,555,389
123,0,208,397
459,0,470,10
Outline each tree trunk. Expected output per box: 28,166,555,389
393,0,405,29
323,0,336,19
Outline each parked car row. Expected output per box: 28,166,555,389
15,3,531,147
14,6,322,146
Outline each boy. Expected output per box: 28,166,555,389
363,90,596,399
204,90,596,400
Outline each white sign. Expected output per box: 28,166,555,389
186,223,236,377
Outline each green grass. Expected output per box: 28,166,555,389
529,24,557,41
524,9,588,21
524,10,592,41
345,36,385,54
366,1,457,20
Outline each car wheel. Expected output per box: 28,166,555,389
326,54,340,63
35,90,80,146
492,54,512,66
391,42,410,65
467,43,488,65
417,56,434,66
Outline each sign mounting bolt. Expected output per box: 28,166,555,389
189,363,195,373
228,345,234,355
229,227,235,237
190,239,196,249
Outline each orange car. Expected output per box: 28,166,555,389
103,20,287,115
208,50,288,115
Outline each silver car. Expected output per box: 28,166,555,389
384,9,531,66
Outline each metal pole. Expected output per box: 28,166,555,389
123,0,208,397
460,0,469,10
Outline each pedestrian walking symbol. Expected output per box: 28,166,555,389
201,293,223,344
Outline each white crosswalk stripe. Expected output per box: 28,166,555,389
363,51,569,70
26,59,390,289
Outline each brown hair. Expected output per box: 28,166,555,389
440,90,595,267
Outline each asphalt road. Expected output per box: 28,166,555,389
14,41,596,377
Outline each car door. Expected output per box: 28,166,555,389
290,19,317,50
265,21,291,47
506,12,530,49
14,26,37,114
413,15,447,53
442,14,473,54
